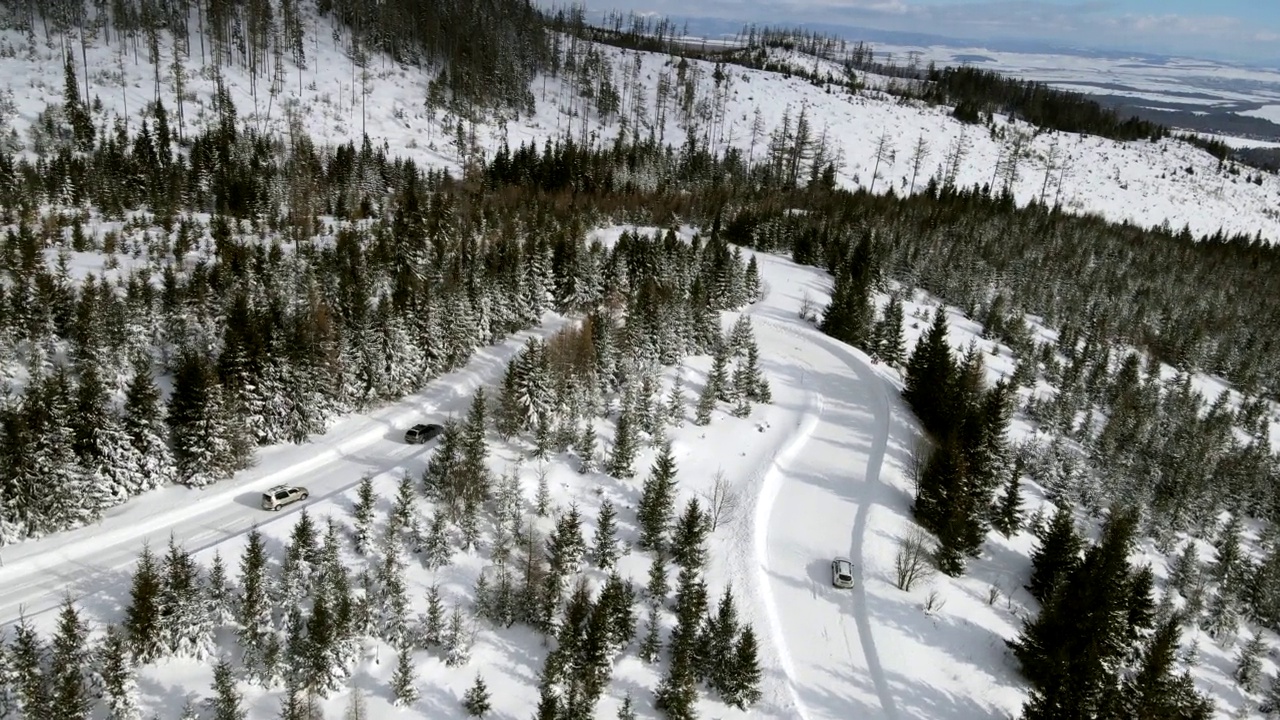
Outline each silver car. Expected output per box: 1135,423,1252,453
261,485,309,511
831,557,855,589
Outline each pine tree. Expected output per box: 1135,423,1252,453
821,238,876,348
1026,504,1082,602
160,536,214,660
535,466,552,517
390,641,418,707
125,543,164,663
444,606,472,667
1168,542,1201,597
701,587,740,693
667,369,687,426
904,307,955,436
724,626,763,710
423,511,452,571
670,499,708,573
574,422,598,473
693,371,717,426
236,528,273,681
462,674,492,717
708,341,732,403
1122,616,1213,720
547,504,587,576
423,584,446,648
606,406,639,479
875,294,907,367
99,625,142,720
205,550,233,627
352,473,376,554
1214,515,1246,593
993,464,1023,537
210,659,247,720
122,359,175,491
1202,588,1239,644
457,388,493,512
1236,631,1267,692
647,551,671,607
639,604,663,663
10,615,50,719
618,692,638,720
635,443,677,551
592,499,620,569
48,598,92,720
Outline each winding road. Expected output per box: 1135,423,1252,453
743,251,903,720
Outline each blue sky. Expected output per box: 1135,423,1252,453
584,0,1280,62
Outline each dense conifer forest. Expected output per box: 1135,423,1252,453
0,1,1276,718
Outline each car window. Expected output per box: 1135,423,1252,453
275,491,289,500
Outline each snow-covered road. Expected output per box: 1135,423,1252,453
741,251,907,720
0,319,568,627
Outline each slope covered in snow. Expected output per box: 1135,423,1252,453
1,11,1279,241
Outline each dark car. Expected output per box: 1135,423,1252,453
405,423,444,444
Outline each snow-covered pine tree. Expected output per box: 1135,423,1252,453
992,463,1023,537
730,359,753,417
550,502,588,573
48,599,92,720
168,353,233,488
124,544,164,663
647,551,671,607
72,359,137,508
1236,631,1267,692
443,606,472,667
458,388,493,507
236,528,275,682
462,673,492,717
389,640,418,705
534,466,551,517
352,473,376,555
160,536,215,660
699,587,739,693
98,625,142,720
876,294,907,368
32,368,101,532
1202,588,1239,645
670,499,709,573
423,511,452,571
10,616,49,718
605,404,639,479
592,500,620,570
122,358,175,491
305,592,346,697
693,371,717,426
637,443,679,553
666,368,687,426
639,604,662,663
376,540,412,648
724,625,763,709
388,471,417,541
209,659,247,720
574,422,598,474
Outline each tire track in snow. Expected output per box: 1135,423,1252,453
755,315,900,719
751,382,824,720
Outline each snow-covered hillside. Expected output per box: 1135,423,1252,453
2,225,1272,719
1,12,1279,241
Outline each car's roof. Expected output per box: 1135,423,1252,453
409,423,430,431
833,557,853,564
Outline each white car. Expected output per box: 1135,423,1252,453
831,557,855,589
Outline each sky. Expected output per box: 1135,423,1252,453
583,0,1280,63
